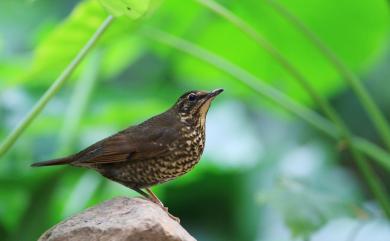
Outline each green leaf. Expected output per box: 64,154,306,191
98,0,151,19
12,0,140,87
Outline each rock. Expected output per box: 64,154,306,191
38,197,196,241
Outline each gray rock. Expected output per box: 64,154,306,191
38,197,196,241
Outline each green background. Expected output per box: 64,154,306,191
1,0,390,240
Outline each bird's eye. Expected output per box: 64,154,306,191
188,93,196,102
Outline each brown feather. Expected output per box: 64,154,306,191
70,114,181,166
31,156,73,167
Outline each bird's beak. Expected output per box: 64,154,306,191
198,88,224,110
206,88,224,99
197,88,224,117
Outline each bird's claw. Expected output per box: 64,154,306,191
168,213,180,223
159,204,180,223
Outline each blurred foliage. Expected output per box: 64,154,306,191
98,0,161,19
1,0,390,241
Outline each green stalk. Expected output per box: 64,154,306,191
267,0,390,151
352,150,390,217
144,28,390,217
143,29,336,135
0,15,114,158
353,137,390,171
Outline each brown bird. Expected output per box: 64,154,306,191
31,89,223,220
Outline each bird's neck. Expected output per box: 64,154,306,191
177,112,206,135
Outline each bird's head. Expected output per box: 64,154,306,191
174,89,224,124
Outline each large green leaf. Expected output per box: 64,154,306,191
147,0,390,104
11,0,140,87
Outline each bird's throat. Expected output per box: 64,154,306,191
198,99,212,128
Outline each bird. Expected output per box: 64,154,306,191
31,88,223,221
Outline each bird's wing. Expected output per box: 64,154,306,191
72,133,133,164
72,126,179,165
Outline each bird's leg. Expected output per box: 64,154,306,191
133,187,179,222
145,187,180,223
145,187,164,207
133,188,151,200
133,187,162,206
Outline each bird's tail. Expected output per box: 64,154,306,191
31,156,73,167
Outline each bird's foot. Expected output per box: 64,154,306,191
167,212,180,223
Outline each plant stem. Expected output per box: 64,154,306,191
352,150,390,218
0,15,114,158
143,28,390,170
267,0,390,151
145,28,390,217
353,137,390,171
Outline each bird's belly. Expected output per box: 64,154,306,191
99,152,202,189
97,133,206,189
